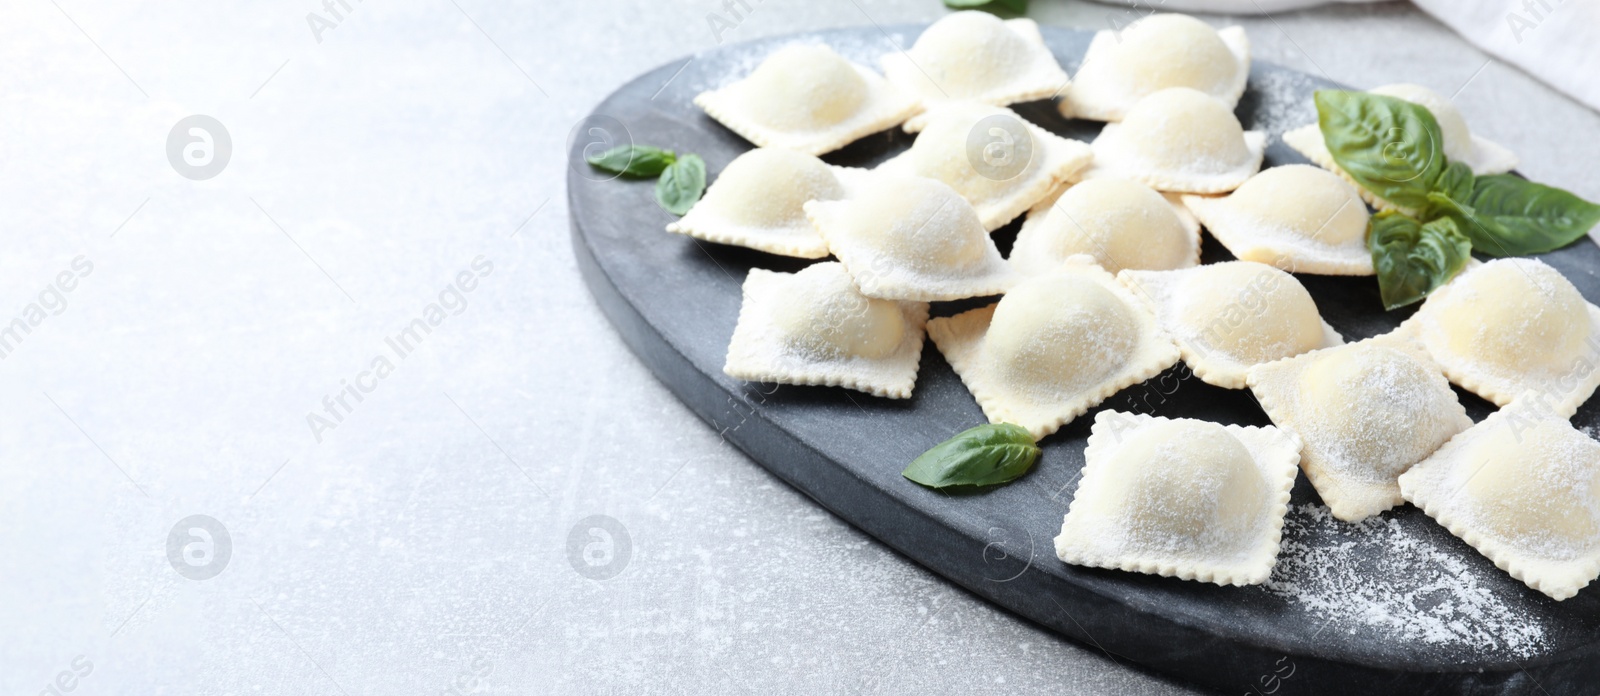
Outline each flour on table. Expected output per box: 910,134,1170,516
1266,504,1549,658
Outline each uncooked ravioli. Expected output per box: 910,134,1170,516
1120,261,1342,389
1400,396,1600,600
1184,164,1373,276
1060,13,1250,122
803,174,1016,302
926,257,1178,439
1054,412,1301,586
694,44,920,156
1403,258,1600,415
723,262,929,398
1247,334,1470,522
1010,178,1199,276
881,11,1069,107
1083,87,1266,194
668,148,861,258
877,102,1092,231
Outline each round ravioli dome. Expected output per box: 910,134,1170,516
1433,260,1592,372
1300,346,1446,479
1370,84,1473,164
1226,165,1368,246
1119,88,1252,174
1105,14,1237,98
1463,419,1600,555
1089,420,1267,548
715,149,844,227
985,273,1136,393
1044,179,1192,273
913,12,1035,96
771,264,906,359
743,45,868,130
908,110,1040,199
852,176,989,270
1176,263,1324,363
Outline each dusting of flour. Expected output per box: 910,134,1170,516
1265,504,1549,658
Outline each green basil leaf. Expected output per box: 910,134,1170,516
1315,90,1447,210
903,423,1040,489
587,145,676,177
1368,210,1473,310
655,154,706,216
943,0,1027,13
1431,160,1475,203
1449,174,1600,256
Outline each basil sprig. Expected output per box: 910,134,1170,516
903,423,1040,489
586,144,707,216
943,0,1027,13
1316,89,1600,309
1368,211,1472,310
655,154,706,215
587,145,677,178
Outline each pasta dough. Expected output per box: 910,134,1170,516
1283,83,1519,210
1247,334,1470,522
1401,258,1600,415
1054,411,1300,586
881,12,1069,107
695,44,920,156
1400,395,1600,600
724,262,929,398
877,103,1093,231
1184,164,1374,276
668,148,863,258
804,174,1016,301
1060,14,1250,123
1011,178,1200,276
1121,261,1343,389
1083,88,1266,194
927,257,1179,439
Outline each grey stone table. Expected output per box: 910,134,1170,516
2,1,1595,695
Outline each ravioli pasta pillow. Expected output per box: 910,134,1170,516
1399,395,1600,601
1011,178,1199,276
1184,164,1374,276
1399,258,1600,415
723,262,929,398
1055,411,1300,586
1121,261,1343,389
877,103,1093,232
927,257,1179,439
1060,13,1250,123
1283,83,1519,209
668,148,864,258
881,11,1069,108
1247,334,1470,522
804,174,1016,301
695,43,920,156
1084,87,1266,194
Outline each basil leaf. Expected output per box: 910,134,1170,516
903,423,1040,489
1368,210,1473,310
1315,90,1447,210
587,145,676,177
1450,174,1600,257
943,0,1027,12
655,154,706,216
1431,160,1475,203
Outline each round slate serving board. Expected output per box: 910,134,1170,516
567,24,1600,695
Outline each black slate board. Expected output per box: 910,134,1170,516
568,24,1600,695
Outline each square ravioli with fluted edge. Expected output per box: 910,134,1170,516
1054,411,1301,587
1399,393,1600,601
723,262,928,399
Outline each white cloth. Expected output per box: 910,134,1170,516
1088,0,1600,113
